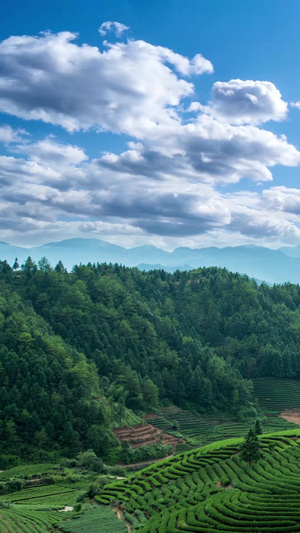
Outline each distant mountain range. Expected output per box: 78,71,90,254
1,238,300,284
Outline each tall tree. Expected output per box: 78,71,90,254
240,428,263,467
12,258,19,270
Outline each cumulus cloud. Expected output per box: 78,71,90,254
219,189,300,243
229,210,300,241
0,26,299,247
0,135,298,245
15,138,88,167
0,31,212,136
206,80,288,124
0,127,299,245
1,137,300,246
262,186,300,215
98,147,190,180
0,154,59,186
97,116,300,186
0,134,229,240
99,21,129,37
182,118,299,183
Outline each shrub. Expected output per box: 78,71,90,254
74,503,82,512
0,500,10,508
2,477,25,494
60,458,78,468
76,450,104,473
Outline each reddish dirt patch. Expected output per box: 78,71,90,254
113,422,183,451
143,413,159,420
279,409,300,425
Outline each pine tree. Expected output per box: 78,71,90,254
12,258,19,270
254,419,262,435
55,260,67,273
240,428,263,467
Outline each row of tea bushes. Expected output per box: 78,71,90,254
99,429,300,532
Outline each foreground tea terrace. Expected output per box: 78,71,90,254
100,429,300,532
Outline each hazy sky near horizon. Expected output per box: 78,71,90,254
1,0,300,249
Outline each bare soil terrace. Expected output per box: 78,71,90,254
113,422,183,451
280,409,300,425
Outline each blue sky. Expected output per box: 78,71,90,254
0,0,300,248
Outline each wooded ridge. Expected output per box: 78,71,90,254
1,258,300,462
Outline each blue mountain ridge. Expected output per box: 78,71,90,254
0,238,298,284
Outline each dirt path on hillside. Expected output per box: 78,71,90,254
279,410,300,425
113,507,131,533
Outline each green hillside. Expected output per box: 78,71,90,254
99,429,300,532
3,259,300,461
3,260,300,529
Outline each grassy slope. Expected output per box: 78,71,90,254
58,506,126,532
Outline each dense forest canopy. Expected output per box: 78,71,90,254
1,257,300,462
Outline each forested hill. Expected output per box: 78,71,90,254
1,258,300,462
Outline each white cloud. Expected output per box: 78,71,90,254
0,31,212,136
0,154,59,183
219,188,300,243
99,21,129,37
263,186,300,215
152,46,213,76
79,221,144,234
228,210,300,242
99,115,300,186
0,124,27,143
206,80,288,124
15,137,88,167
0,135,299,245
0,27,299,247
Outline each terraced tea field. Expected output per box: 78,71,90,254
0,463,60,481
0,466,90,532
114,379,300,458
0,503,124,533
99,429,300,532
146,405,299,451
254,378,300,412
0,506,60,532
2,483,84,507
